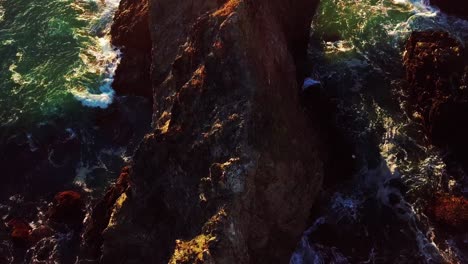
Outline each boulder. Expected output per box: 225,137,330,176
48,191,85,227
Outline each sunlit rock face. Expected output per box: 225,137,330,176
430,0,468,18
84,0,324,263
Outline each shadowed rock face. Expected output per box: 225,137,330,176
110,0,152,98
430,0,468,18
84,0,324,263
403,31,468,166
80,167,130,259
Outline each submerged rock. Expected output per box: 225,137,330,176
87,0,325,263
7,218,31,246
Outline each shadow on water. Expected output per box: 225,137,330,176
0,95,152,263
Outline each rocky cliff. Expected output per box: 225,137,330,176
83,0,324,263
110,0,152,98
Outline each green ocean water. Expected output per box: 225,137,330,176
0,0,118,137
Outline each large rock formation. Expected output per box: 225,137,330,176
84,0,324,263
430,0,468,18
403,31,468,164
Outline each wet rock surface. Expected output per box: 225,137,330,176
79,166,130,260
48,191,85,227
7,219,31,246
85,0,325,263
403,30,468,166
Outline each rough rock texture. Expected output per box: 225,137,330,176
110,0,152,98
428,194,468,230
48,191,85,227
403,31,468,163
85,0,324,263
7,219,31,246
430,0,468,18
80,166,130,259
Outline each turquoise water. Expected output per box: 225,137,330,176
0,0,119,136
293,0,468,263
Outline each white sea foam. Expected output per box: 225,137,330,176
71,0,121,109
0,3,4,23
74,163,100,192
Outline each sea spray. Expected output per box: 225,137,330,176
71,0,121,109
292,0,468,262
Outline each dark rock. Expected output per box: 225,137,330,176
430,0,468,18
110,0,152,98
79,166,130,260
93,0,324,263
403,31,468,165
428,194,468,230
7,218,31,246
29,225,54,244
48,191,85,227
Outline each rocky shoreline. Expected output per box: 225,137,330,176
81,0,468,263
2,0,468,263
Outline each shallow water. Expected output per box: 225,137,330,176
293,0,468,263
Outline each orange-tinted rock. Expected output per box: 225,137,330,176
7,219,31,245
48,191,85,227
429,194,468,229
110,0,152,98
